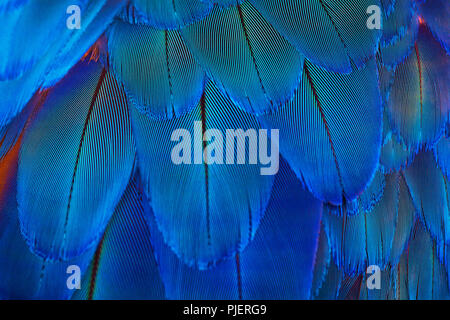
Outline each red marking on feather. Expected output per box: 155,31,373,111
88,233,106,300
0,136,20,211
0,90,48,211
81,36,107,63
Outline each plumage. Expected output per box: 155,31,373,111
0,0,448,301
0,140,96,299
323,173,399,274
42,0,125,88
417,0,450,54
125,0,213,29
386,23,450,148
379,15,418,69
180,1,304,115
435,134,450,179
404,150,450,245
380,0,414,46
249,0,382,73
147,158,322,299
131,79,274,269
17,60,135,261
402,222,450,299
260,59,382,205
107,19,205,119
73,172,165,300
380,132,417,172
0,0,125,128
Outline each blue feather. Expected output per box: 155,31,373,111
0,0,28,12
379,15,418,69
249,0,382,73
402,222,450,299
380,133,417,172
359,267,396,300
323,173,399,274
380,0,414,46
0,0,77,81
0,145,95,299
0,91,40,161
386,24,450,148
147,158,322,299
312,260,342,300
107,20,205,119
126,0,213,29
310,225,331,299
180,1,304,114
389,173,415,265
42,0,125,88
417,0,450,54
0,0,125,128
404,150,450,245
73,173,165,300
130,79,274,269
357,170,386,213
380,0,396,17
260,58,382,205
17,60,135,261
435,135,450,179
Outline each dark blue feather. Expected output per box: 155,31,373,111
0,0,125,129
435,135,450,179
380,0,414,46
403,222,450,299
42,0,125,88
379,15,418,69
380,133,417,172
310,225,331,299
417,0,450,54
404,151,449,245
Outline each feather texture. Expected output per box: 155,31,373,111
131,79,274,269
260,59,382,205
73,173,165,300
0,140,95,299
148,158,322,299
379,15,418,69
126,0,213,29
404,150,450,245
249,0,382,73
0,0,125,128
180,1,304,114
386,23,450,148
417,0,450,54
323,173,399,274
402,222,450,299
435,135,450,179
17,60,135,261
107,20,205,119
